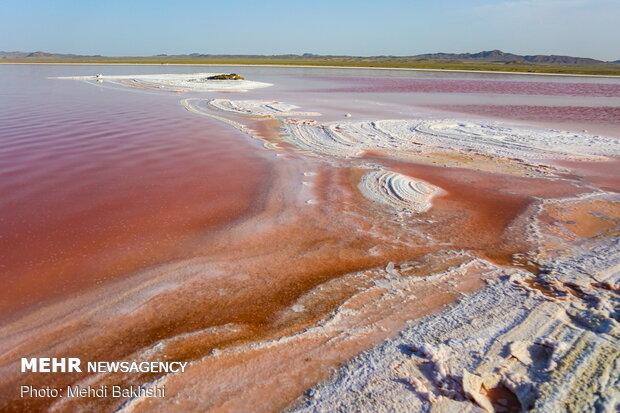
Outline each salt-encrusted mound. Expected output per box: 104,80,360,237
285,119,620,161
359,170,443,214
293,236,620,413
208,99,320,117
184,98,620,162
53,73,272,92
377,119,620,160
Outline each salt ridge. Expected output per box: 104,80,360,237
359,170,444,214
285,119,620,162
208,99,321,117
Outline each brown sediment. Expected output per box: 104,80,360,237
547,201,619,238
0,159,473,412
1,102,613,412
364,155,585,268
539,199,620,241
85,258,494,413
1,154,554,412
517,277,572,301
2,157,580,413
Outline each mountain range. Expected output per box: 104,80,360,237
1,50,618,64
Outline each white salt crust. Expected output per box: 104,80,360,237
208,99,321,117
284,119,620,161
358,170,444,214
54,73,272,92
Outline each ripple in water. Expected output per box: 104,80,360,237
0,66,271,320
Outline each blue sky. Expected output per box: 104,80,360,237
1,0,619,60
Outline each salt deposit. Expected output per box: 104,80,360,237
284,119,620,162
178,97,620,412
292,236,620,413
181,98,620,167
359,170,444,214
53,73,272,92
208,99,320,117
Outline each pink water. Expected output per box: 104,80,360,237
429,105,620,124
302,75,620,97
1,64,619,322
0,65,272,320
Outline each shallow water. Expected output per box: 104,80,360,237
0,65,274,320
1,64,619,412
301,75,620,97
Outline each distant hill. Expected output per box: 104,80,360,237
411,49,607,65
2,50,619,76
0,51,102,59
1,49,617,64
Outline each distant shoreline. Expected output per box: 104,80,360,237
2,61,620,78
